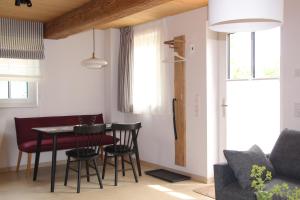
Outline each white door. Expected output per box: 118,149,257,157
218,28,281,161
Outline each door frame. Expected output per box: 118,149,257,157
217,33,228,163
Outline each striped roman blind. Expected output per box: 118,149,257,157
0,18,44,59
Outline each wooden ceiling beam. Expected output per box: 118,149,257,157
44,0,174,39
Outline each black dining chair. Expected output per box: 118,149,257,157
102,122,142,186
64,124,106,193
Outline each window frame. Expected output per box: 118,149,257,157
0,80,38,108
227,31,280,81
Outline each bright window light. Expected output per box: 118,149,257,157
229,32,252,79
228,27,280,80
133,22,164,114
0,81,8,99
10,81,28,99
255,27,281,78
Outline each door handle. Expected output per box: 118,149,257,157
221,98,228,117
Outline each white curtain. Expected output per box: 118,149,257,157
0,58,40,81
133,21,167,114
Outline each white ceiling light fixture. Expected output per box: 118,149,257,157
81,28,108,69
208,0,284,33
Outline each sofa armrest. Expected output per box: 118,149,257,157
214,163,236,199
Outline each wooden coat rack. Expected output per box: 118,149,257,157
164,35,186,167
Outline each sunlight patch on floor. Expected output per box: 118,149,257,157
148,185,196,200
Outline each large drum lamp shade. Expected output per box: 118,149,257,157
208,0,284,33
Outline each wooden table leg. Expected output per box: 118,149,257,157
50,135,57,192
33,133,43,181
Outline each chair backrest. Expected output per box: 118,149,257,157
111,122,142,153
73,124,106,157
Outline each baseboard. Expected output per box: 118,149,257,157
0,160,66,174
140,160,214,184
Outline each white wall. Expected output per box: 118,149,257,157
0,30,107,169
120,7,210,179
281,0,300,130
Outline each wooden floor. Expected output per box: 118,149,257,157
0,162,212,200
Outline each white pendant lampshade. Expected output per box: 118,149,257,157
81,53,108,69
208,0,284,33
81,28,108,69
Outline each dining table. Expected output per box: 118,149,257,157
31,123,142,192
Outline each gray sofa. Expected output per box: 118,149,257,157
214,129,300,200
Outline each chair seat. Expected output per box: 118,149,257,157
104,145,131,155
66,148,98,159
20,135,114,153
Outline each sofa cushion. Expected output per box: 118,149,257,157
220,182,256,200
224,145,275,189
19,134,114,153
270,129,300,179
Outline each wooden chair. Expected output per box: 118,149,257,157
64,124,106,193
102,122,142,186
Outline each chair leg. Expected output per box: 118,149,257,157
93,159,103,189
121,156,125,176
16,151,22,172
102,152,108,179
64,156,70,186
129,154,138,183
27,153,32,174
86,161,90,182
77,160,82,193
114,155,118,186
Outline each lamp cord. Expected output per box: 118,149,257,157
92,28,95,58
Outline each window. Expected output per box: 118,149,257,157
132,21,165,114
0,58,39,107
228,27,280,80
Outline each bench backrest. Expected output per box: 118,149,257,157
14,114,104,146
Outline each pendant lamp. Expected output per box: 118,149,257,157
81,28,108,69
208,0,284,33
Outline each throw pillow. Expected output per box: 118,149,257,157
224,145,275,189
270,129,300,179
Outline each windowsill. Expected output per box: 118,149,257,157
227,77,280,82
0,100,38,108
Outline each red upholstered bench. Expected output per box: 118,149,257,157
14,114,113,172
